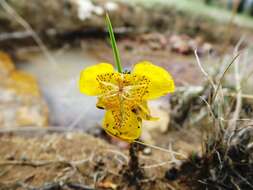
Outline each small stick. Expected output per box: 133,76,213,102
194,50,216,89
0,158,89,168
134,140,187,158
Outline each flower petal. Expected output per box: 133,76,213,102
134,101,159,121
103,109,141,142
79,63,114,96
132,61,175,99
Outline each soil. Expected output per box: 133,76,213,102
0,129,201,190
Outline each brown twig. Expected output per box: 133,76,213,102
0,159,89,168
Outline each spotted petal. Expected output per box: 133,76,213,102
103,108,141,142
79,63,114,96
133,101,159,121
132,61,175,99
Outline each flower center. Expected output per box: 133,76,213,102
96,73,150,109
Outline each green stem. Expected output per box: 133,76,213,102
106,13,123,73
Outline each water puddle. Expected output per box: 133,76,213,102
17,48,105,130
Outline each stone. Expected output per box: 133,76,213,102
0,52,48,128
0,51,15,77
143,147,152,155
141,99,171,143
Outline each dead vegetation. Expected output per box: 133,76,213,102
166,45,253,189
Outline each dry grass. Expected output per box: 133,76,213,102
166,42,253,189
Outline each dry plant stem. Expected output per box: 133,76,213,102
0,159,89,168
124,142,144,189
134,140,187,159
194,50,215,90
128,143,140,175
129,142,144,177
225,41,244,144
224,92,253,100
0,0,57,69
212,53,241,103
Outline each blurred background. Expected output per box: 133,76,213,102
1,1,253,189
0,0,253,143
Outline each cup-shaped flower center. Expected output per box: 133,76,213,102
96,73,150,110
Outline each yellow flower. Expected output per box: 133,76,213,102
79,61,175,142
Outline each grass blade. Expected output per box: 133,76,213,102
106,14,123,73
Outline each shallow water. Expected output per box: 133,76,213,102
17,48,104,130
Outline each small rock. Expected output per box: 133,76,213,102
0,52,48,128
20,154,28,161
143,99,171,133
5,154,15,160
201,42,213,54
105,2,119,12
0,51,15,77
143,147,152,155
169,35,192,55
66,133,74,140
140,33,167,50
73,0,104,20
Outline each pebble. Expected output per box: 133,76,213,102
143,147,152,155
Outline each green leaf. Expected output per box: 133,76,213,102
106,13,123,73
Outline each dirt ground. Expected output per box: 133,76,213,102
0,128,202,190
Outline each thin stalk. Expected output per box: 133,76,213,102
106,13,123,73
